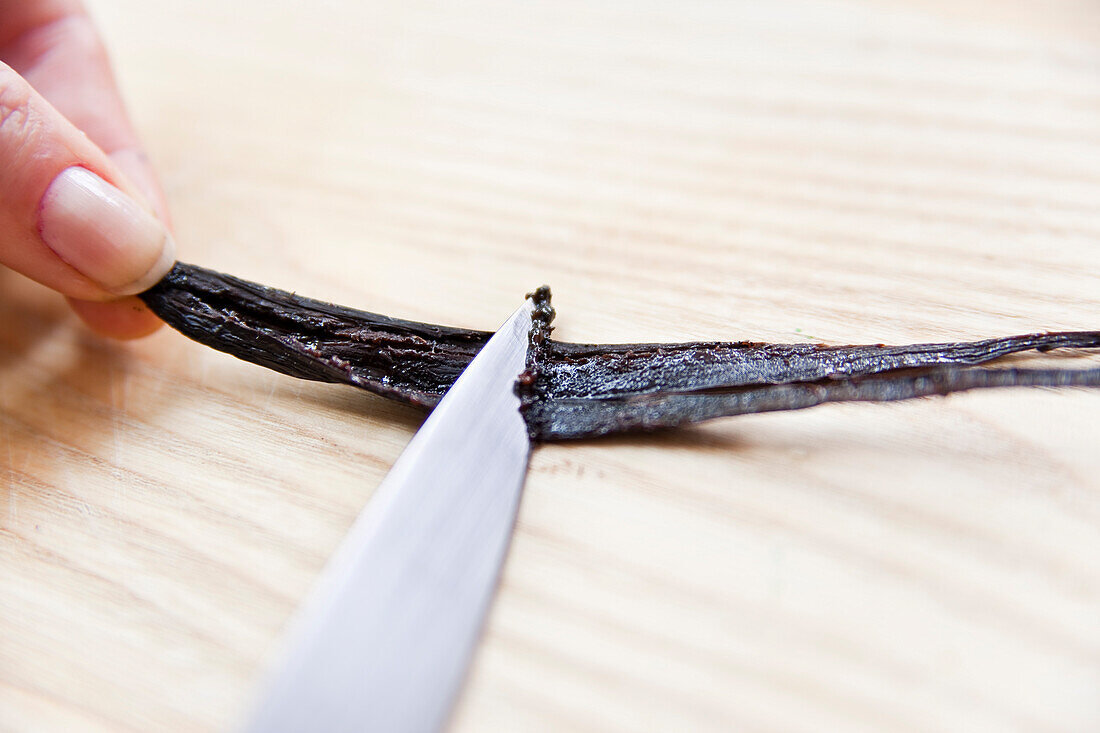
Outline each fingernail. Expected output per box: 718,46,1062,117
38,166,176,295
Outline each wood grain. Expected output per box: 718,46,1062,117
2,1,1099,730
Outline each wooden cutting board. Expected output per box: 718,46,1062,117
2,1,1099,730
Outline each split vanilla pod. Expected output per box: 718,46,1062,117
140,263,1100,440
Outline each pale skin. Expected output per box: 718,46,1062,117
0,0,174,338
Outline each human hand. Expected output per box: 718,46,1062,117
0,0,174,338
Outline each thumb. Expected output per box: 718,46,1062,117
0,61,174,301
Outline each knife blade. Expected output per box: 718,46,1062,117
241,296,535,733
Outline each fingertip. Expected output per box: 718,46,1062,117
67,296,164,340
39,166,176,296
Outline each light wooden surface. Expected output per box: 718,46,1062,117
2,1,1100,731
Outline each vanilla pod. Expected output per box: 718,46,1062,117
140,263,1100,440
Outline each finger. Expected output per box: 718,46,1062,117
1,1,173,338
67,295,163,340
0,61,175,302
2,5,171,223
0,0,78,47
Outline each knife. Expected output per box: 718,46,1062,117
241,296,535,733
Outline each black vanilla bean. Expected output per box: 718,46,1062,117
140,263,490,407
140,263,1100,441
